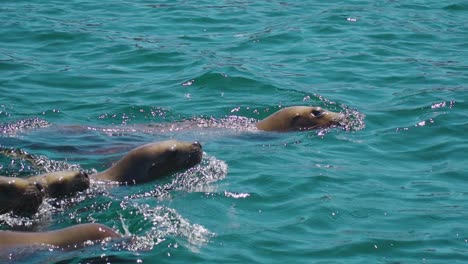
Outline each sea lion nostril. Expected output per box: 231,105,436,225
35,182,43,191
81,171,89,178
193,141,202,149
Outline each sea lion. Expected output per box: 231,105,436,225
26,171,90,198
0,223,120,250
0,176,43,216
92,140,203,185
255,106,345,132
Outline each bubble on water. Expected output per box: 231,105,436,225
181,80,194,86
224,191,250,199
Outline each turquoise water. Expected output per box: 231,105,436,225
1,0,468,263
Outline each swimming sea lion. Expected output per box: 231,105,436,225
256,106,345,132
0,176,43,216
26,171,90,198
92,140,203,185
0,223,120,250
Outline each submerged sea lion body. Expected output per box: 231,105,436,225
26,171,90,198
92,140,203,185
0,223,120,250
0,176,43,216
256,106,344,132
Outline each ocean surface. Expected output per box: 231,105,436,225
1,0,467,263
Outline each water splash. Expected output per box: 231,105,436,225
190,116,258,131
313,93,366,132
224,191,250,199
0,201,58,229
0,118,50,135
126,154,228,199
116,154,226,251
0,212,39,229
395,100,456,132
120,204,214,252
0,146,82,174
339,104,367,131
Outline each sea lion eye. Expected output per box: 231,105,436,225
311,109,323,117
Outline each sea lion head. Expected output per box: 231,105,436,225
143,140,203,180
0,176,43,216
96,140,203,184
256,106,345,132
36,170,90,198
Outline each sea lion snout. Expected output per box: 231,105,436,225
328,111,349,126
190,141,203,163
